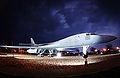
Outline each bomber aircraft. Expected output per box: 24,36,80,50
0,33,117,58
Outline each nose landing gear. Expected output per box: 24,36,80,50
83,55,88,59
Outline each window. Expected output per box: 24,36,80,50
86,33,96,35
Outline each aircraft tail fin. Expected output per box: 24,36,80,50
30,38,35,45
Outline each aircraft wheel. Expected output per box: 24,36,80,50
38,54,44,57
48,54,54,57
41,54,44,57
83,55,88,58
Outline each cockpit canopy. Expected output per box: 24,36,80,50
86,33,97,35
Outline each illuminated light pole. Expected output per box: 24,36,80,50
115,47,120,52
94,49,98,52
116,47,119,50
118,50,120,52
100,52,103,55
103,48,107,52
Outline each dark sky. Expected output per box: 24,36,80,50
0,0,120,48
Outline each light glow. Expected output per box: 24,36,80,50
116,47,119,50
94,49,98,52
67,51,69,53
56,52,62,58
103,48,107,52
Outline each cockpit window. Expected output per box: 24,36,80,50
91,33,96,35
86,33,96,35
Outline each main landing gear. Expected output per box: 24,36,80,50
48,50,54,57
37,49,46,57
37,49,54,57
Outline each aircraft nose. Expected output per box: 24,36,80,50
100,35,117,43
107,35,117,41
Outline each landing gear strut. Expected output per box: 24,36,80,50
38,49,46,57
82,46,89,66
48,50,54,57
82,46,89,59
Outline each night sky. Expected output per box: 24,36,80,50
0,0,120,48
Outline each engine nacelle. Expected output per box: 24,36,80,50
27,49,37,53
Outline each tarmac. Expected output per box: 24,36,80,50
0,53,120,78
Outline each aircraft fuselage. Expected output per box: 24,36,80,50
40,33,117,49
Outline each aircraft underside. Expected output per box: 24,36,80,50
36,46,89,59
